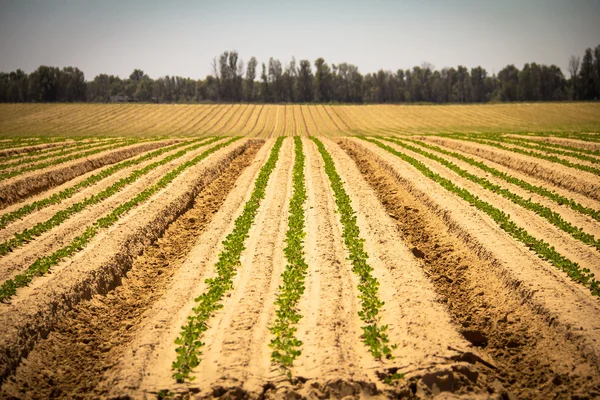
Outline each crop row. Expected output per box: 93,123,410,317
393,138,600,223
506,131,600,143
0,137,220,256
269,136,308,379
0,138,127,171
0,139,202,230
0,136,87,151
0,137,239,302
507,136,600,157
172,137,284,383
311,137,395,360
0,138,150,181
473,134,600,165
0,138,109,163
449,135,600,176
363,137,600,297
383,137,600,251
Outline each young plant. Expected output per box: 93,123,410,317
362,137,600,297
172,137,284,383
0,138,239,302
269,136,308,379
310,137,396,361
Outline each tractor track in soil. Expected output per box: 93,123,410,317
0,140,264,399
340,138,600,399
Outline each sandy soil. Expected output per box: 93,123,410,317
505,134,600,151
0,140,178,209
0,141,264,399
0,139,208,241
99,139,276,397
421,136,600,201
0,139,251,383
340,138,600,398
0,139,225,283
398,139,600,240
482,139,600,169
0,141,76,157
403,138,600,213
381,139,600,279
0,134,599,399
0,140,131,175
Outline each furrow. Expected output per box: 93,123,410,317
342,138,600,398
0,141,264,399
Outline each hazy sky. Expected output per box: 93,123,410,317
1,0,599,80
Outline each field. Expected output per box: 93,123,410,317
0,103,599,399
1,102,600,137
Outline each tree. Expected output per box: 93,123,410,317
580,48,596,100
260,62,269,102
497,65,519,101
244,56,258,101
594,45,600,99
314,58,332,102
57,67,86,102
268,57,283,102
470,66,487,102
28,66,59,102
568,55,581,100
296,60,313,102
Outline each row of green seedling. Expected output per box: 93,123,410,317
0,138,201,230
465,134,600,165
362,137,600,297
0,137,111,164
447,134,600,177
0,137,220,256
172,137,283,383
0,136,82,150
269,136,308,380
0,139,128,172
311,136,395,360
388,137,600,223
503,131,600,143
496,135,600,158
0,137,239,302
383,137,600,252
0,137,152,181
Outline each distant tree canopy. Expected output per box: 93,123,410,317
1,44,600,104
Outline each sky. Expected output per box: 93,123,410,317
1,0,599,80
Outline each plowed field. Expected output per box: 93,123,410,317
0,105,600,399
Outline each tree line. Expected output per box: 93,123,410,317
1,44,599,104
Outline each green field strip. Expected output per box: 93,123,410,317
447,134,600,177
362,137,600,297
0,138,158,181
269,136,308,379
382,137,600,252
498,135,600,158
470,135,600,165
0,136,90,151
499,131,600,143
0,137,240,303
385,138,600,224
0,139,128,171
172,137,284,383
0,137,219,256
0,138,109,163
0,139,199,230
311,137,395,360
